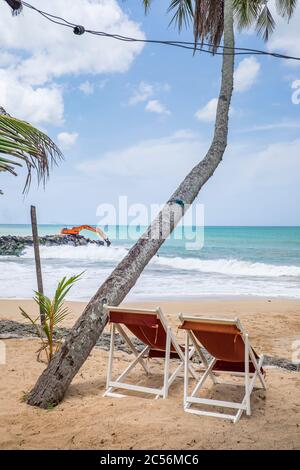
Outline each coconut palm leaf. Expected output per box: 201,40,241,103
167,0,194,31
142,0,152,13
275,0,298,18
256,3,276,41
52,273,83,321
234,0,298,41
0,111,63,194
233,0,261,29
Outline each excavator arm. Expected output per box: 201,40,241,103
60,225,111,246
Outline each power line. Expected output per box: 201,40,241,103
12,1,298,61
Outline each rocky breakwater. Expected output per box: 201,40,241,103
0,234,104,256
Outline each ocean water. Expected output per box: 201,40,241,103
0,224,299,300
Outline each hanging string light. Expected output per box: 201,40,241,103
2,0,300,62
3,0,23,16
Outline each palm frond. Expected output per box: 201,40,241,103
234,0,297,41
142,0,152,13
52,273,83,318
233,0,261,30
167,0,194,31
275,0,298,19
0,113,63,194
138,0,297,51
255,3,276,41
33,291,52,321
19,307,43,339
194,0,224,52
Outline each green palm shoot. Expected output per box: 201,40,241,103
20,273,83,364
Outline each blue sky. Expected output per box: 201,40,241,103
0,0,300,226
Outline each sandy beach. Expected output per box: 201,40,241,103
0,297,299,450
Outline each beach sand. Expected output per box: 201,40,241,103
0,298,299,450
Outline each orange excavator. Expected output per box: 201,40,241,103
60,225,111,246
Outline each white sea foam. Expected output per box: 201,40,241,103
21,245,128,261
153,255,300,278
17,245,300,278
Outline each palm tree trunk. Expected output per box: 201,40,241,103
27,0,235,408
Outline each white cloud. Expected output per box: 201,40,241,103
242,120,300,132
195,98,218,123
79,81,94,95
57,131,79,148
0,0,144,124
145,99,171,116
0,0,144,85
0,51,18,67
234,56,260,92
77,130,205,178
267,3,300,62
240,138,300,187
0,69,64,125
128,81,154,106
128,81,171,106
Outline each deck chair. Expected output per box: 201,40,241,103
103,305,197,399
179,314,266,423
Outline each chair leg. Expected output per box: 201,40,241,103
185,357,217,411
249,349,267,390
245,334,251,416
116,324,149,375
106,324,115,389
189,332,217,384
183,331,189,406
163,327,171,399
170,330,198,381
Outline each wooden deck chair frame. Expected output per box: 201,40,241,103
179,314,266,424
103,306,197,400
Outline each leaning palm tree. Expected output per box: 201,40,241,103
27,0,297,408
0,107,62,195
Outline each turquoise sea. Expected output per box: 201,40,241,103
0,224,299,300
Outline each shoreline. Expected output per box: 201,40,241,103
1,294,300,302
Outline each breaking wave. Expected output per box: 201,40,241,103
18,245,300,278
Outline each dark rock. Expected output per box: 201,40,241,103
0,234,104,256
0,319,144,354
263,354,300,372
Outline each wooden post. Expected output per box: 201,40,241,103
30,205,45,325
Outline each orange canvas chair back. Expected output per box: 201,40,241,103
180,320,245,362
108,309,178,358
180,317,263,374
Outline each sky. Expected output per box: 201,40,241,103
0,0,300,226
